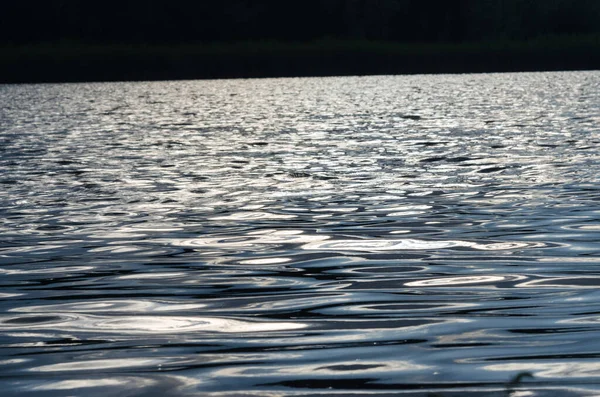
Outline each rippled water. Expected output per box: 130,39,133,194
1,71,600,396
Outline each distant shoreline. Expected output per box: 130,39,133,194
2,36,599,84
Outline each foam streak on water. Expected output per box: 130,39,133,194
1,72,600,396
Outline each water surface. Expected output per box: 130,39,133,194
1,71,600,396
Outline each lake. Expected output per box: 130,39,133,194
1,71,599,396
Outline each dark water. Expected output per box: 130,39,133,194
1,71,600,396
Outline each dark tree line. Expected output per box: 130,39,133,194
2,0,600,45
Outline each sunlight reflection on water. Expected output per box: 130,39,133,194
1,71,600,396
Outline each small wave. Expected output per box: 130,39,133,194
405,275,526,287
302,238,540,252
0,314,308,335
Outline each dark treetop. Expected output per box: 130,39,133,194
2,0,600,83
3,0,600,45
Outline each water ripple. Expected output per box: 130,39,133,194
0,314,307,334
1,72,600,396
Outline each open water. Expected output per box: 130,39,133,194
1,71,600,396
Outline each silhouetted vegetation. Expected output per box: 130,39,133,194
1,0,599,82
4,0,600,45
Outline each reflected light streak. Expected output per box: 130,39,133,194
485,362,600,378
211,359,433,378
406,275,526,287
239,257,291,265
516,277,600,289
302,238,536,252
30,379,137,390
30,358,165,372
11,300,207,313
0,314,307,334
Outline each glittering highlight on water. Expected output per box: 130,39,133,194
1,71,600,396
